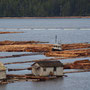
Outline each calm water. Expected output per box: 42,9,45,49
0,18,90,43
0,18,90,90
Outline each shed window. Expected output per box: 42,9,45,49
36,67,40,70
43,68,46,71
54,67,56,71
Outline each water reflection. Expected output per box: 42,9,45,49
0,85,7,90
2,72,90,90
31,77,64,90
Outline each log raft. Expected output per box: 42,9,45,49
0,69,90,84
6,74,57,81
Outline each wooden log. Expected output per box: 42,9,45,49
64,69,90,74
6,74,57,80
8,68,27,71
0,32,23,34
0,52,43,59
64,59,90,69
8,67,32,71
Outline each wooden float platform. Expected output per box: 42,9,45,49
7,74,57,80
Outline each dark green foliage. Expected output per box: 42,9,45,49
0,0,90,17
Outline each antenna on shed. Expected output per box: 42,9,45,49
55,35,57,44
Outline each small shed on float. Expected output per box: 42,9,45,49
31,61,63,76
0,62,6,80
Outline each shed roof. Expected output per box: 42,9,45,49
0,62,6,71
32,61,63,67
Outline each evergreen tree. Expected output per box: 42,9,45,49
0,0,90,17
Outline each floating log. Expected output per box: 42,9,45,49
8,67,32,71
8,68,27,71
64,69,90,74
0,52,44,59
0,32,23,34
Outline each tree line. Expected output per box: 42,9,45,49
0,0,90,17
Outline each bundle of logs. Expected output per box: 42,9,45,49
64,59,90,69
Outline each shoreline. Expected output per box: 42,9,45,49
0,16,90,19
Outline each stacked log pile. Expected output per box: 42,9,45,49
64,59,90,69
0,40,48,45
7,74,56,80
0,41,90,57
0,44,52,52
0,40,90,53
45,49,90,58
62,43,90,50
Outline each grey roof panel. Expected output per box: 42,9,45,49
35,61,63,67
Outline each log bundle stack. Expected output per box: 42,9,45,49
6,74,57,81
0,41,90,53
0,43,52,52
62,43,90,50
0,40,45,45
0,41,90,58
45,49,90,58
64,59,90,69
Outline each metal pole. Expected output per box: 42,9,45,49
55,35,57,44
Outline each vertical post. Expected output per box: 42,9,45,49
55,35,57,44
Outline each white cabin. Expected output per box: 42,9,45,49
31,61,63,77
0,62,6,80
